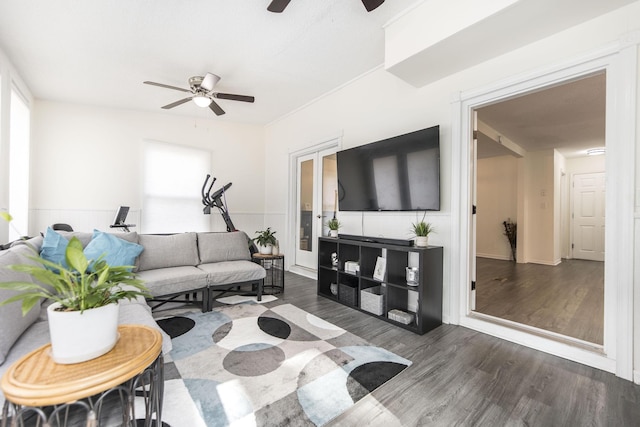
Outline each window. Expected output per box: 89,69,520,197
8,87,30,240
142,140,211,233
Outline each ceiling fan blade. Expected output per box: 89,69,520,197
200,73,221,92
214,93,255,103
161,97,192,109
144,81,191,93
267,0,291,13
209,100,226,116
362,0,384,12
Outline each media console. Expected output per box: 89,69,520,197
317,236,443,335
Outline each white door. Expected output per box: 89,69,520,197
572,172,605,261
295,149,337,270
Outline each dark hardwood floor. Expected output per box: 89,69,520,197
475,257,604,344
278,271,639,427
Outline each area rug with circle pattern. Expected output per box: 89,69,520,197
155,302,411,426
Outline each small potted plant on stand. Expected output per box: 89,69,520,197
254,227,277,255
0,218,149,364
327,218,341,237
411,213,435,248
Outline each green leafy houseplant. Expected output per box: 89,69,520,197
411,212,434,237
326,218,341,231
0,236,149,316
253,227,277,247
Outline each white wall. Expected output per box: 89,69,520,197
264,3,640,372
29,101,266,235
477,155,518,260
523,149,556,265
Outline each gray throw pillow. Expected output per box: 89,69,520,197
137,232,199,271
0,244,43,366
197,231,251,263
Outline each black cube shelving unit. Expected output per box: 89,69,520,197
317,236,443,335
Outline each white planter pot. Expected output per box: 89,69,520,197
47,302,119,364
329,230,339,237
258,244,273,255
414,236,429,247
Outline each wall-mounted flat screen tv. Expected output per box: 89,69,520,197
337,125,440,211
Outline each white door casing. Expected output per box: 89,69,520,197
451,40,636,380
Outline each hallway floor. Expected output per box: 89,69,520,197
475,257,604,344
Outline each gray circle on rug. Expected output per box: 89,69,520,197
212,321,233,343
223,345,286,376
258,316,291,339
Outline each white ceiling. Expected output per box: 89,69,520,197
0,0,418,124
477,72,606,159
0,0,630,132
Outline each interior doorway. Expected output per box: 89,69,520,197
471,72,606,345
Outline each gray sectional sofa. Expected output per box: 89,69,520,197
0,229,266,408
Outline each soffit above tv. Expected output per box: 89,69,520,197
385,0,635,87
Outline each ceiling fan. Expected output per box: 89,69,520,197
268,0,384,13
143,72,255,116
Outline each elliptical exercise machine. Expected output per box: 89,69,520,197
201,174,236,232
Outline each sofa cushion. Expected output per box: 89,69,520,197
137,233,199,272
9,235,43,251
57,230,94,248
198,260,266,286
0,245,43,366
197,231,251,264
40,227,69,270
84,230,143,270
136,266,208,297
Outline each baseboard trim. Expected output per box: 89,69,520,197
634,370,640,385
288,265,317,280
476,253,512,261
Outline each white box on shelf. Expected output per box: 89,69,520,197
388,309,413,325
361,285,384,316
407,290,418,313
344,261,360,274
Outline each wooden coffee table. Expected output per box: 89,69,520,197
1,325,164,426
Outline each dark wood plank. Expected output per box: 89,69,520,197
474,258,604,344
277,271,639,427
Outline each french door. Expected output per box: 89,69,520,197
294,148,337,271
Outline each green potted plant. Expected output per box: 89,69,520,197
253,227,277,255
0,215,149,363
326,218,341,237
411,213,435,248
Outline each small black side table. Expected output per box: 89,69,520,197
252,253,285,295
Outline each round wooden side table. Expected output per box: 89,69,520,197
1,324,164,427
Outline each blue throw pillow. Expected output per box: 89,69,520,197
40,227,69,270
84,230,144,270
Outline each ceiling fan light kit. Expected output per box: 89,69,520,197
193,94,212,108
144,72,254,116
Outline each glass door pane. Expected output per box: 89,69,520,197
321,153,337,237
299,158,314,253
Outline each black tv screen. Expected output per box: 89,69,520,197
337,125,440,211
